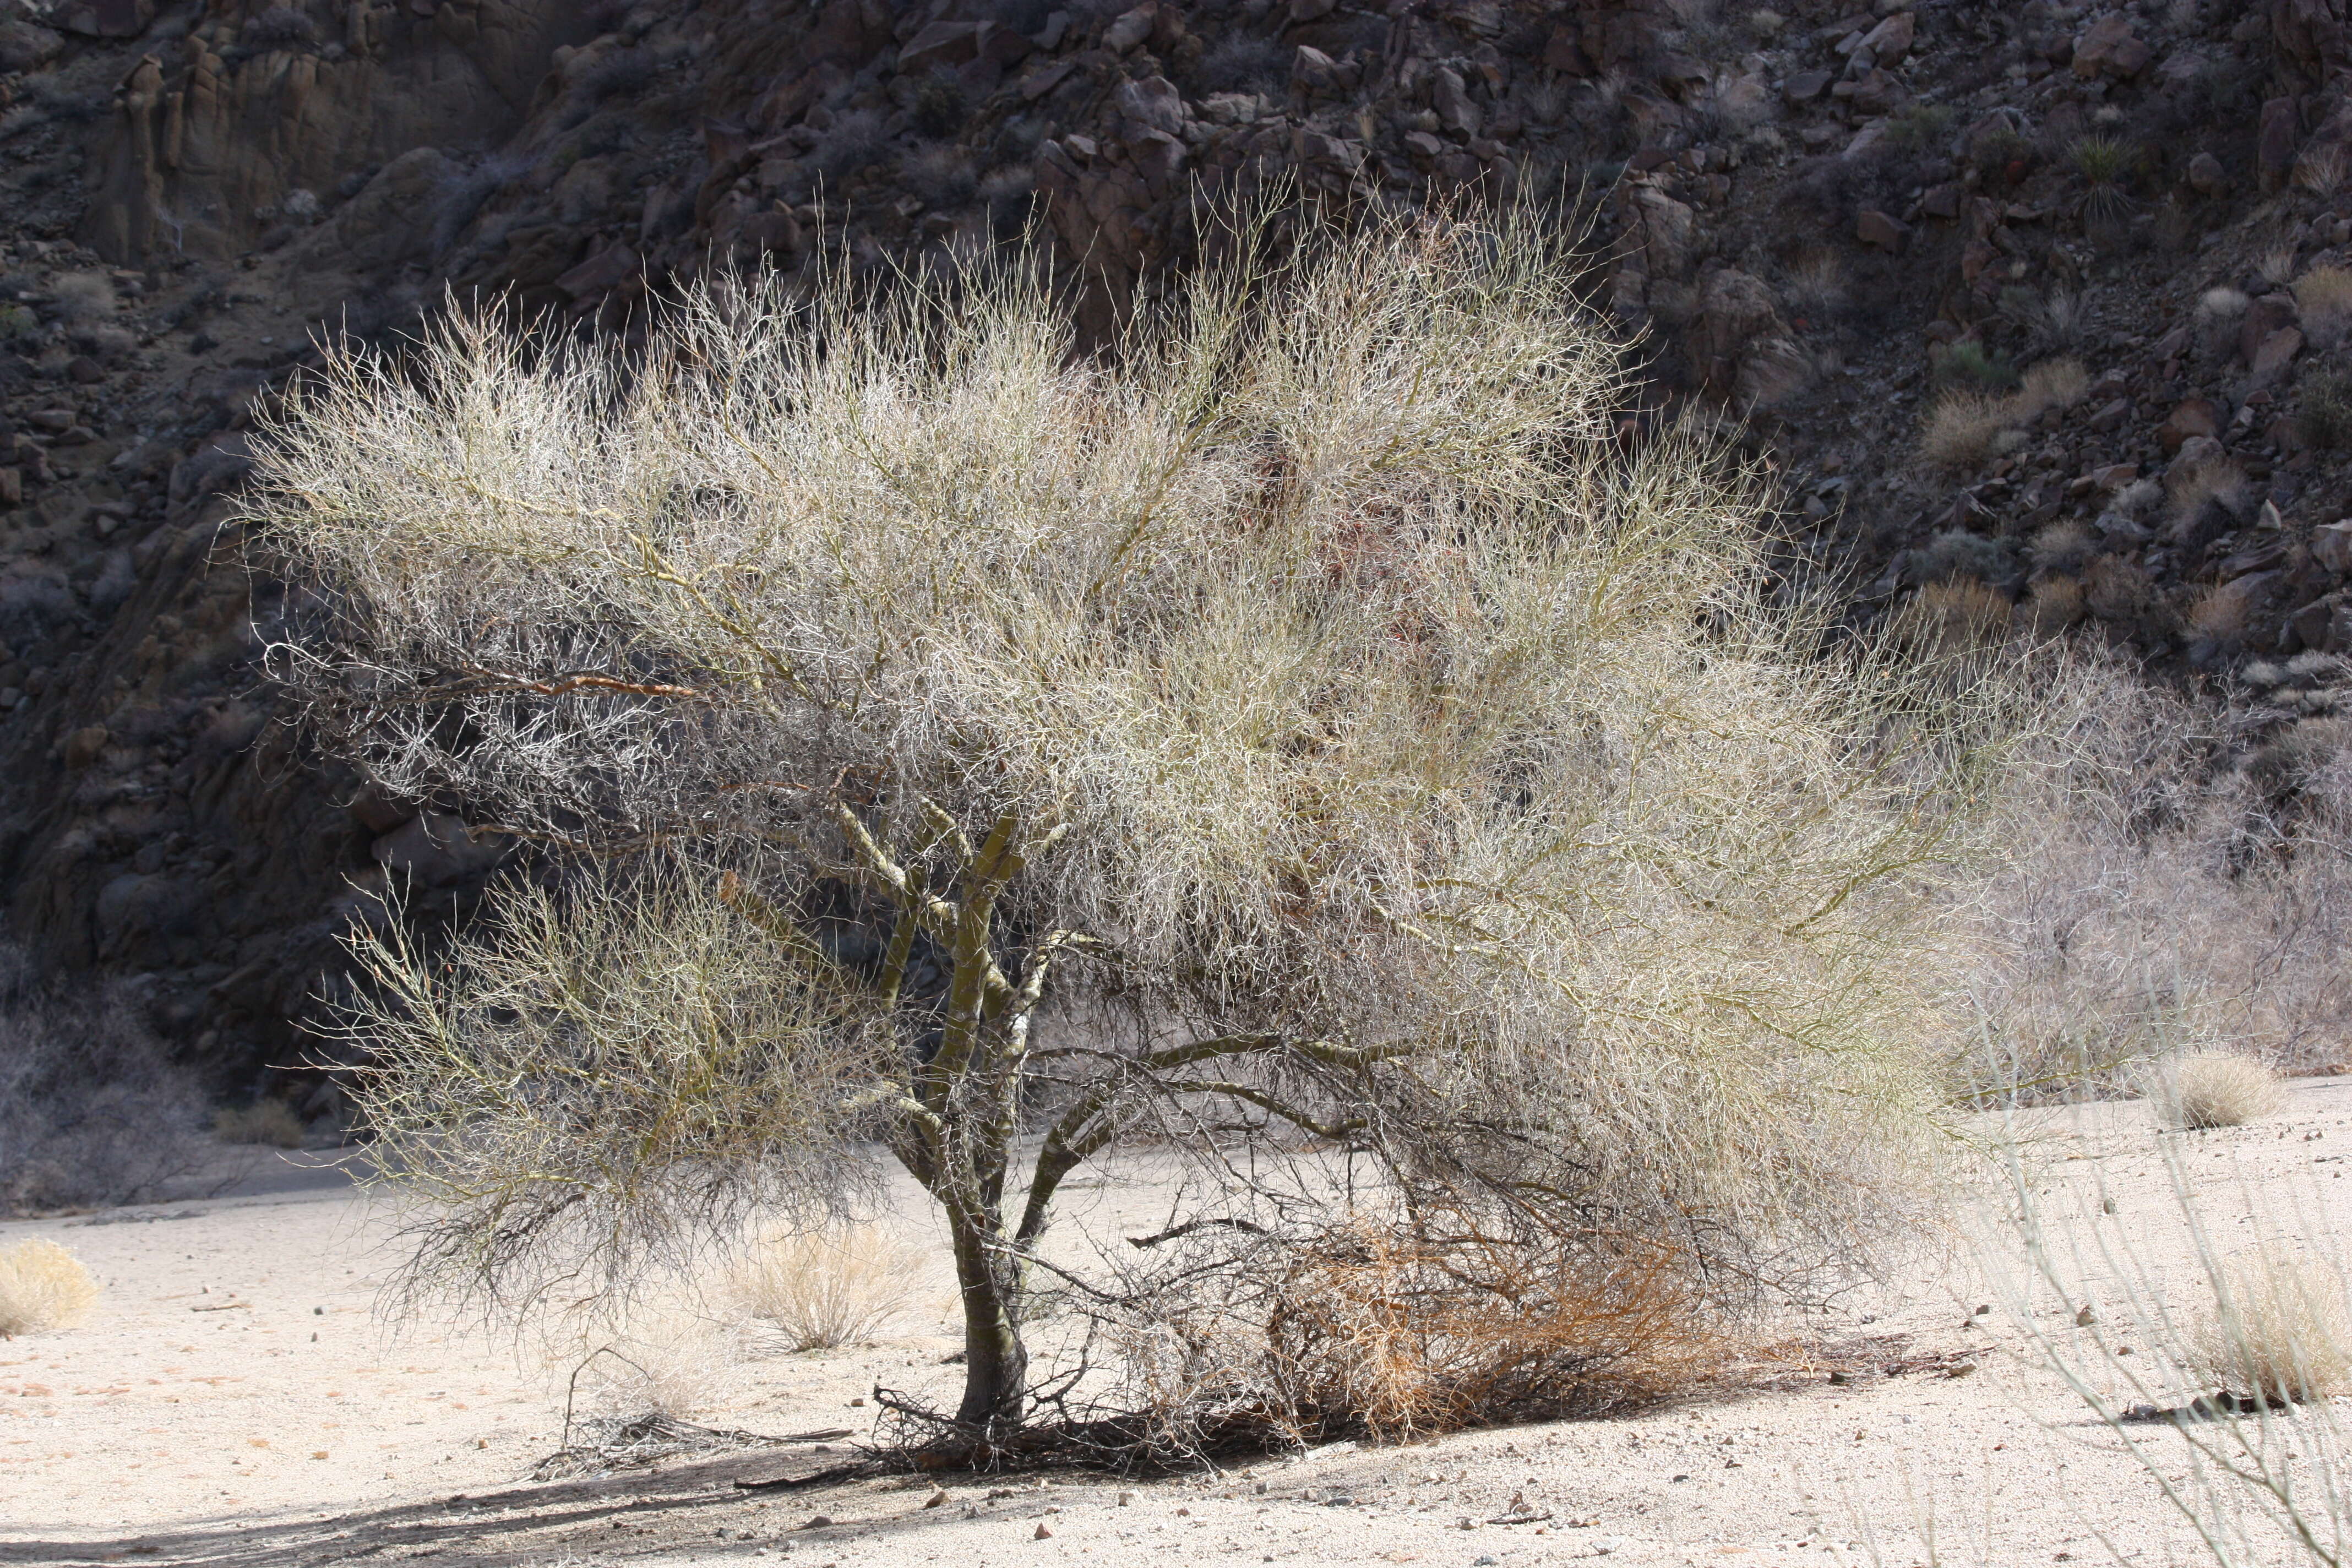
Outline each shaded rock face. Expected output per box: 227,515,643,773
79,0,595,262
2,0,2351,1093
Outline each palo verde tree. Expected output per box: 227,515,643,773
253,209,2022,1451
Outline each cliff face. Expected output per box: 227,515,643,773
0,0,2343,1107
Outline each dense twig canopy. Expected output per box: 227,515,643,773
252,208,2027,1424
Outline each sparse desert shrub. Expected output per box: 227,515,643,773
48,272,113,322
2030,519,2100,576
731,1224,924,1350
1895,576,2015,662
214,1099,306,1148
2016,356,2089,417
2168,454,2249,527
1939,338,2019,391
1195,34,1289,94
2021,573,2087,636
1913,531,2017,590
1956,657,2352,1104
2155,1053,2286,1130
2070,135,2137,224
557,1306,744,1424
910,70,968,140
2294,266,2352,350
1887,103,1954,154
2261,244,2301,289
2296,368,2352,450
1916,354,2084,473
2008,286,2090,353
1781,248,1845,322
2295,141,2350,198
2190,1248,2352,1402
243,6,315,45
257,205,2047,1447
0,305,39,343
809,108,890,183
902,143,979,210
0,1238,99,1337
981,166,1036,239
0,948,206,1214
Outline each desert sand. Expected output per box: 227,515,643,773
7,1083,2352,1568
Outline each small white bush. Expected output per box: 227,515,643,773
731,1224,924,1351
2191,1248,2352,1403
2155,1053,2286,1130
0,1238,99,1336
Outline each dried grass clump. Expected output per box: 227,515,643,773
2294,266,2352,349
214,1099,306,1148
1921,391,2011,470
0,1238,99,1336
2016,356,2088,416
2156,1053,2286,1130
1919,358,2084,471
1894,578,2015,662
1103,1220,1719,1456
552,1305,745,1423
2168,454,2249,524
2021,574,2087,636
2190,1248,2352,1402
731,1224,924,1351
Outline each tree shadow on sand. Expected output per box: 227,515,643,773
0,1449,911,1567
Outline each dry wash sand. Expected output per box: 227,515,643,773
8,1084,2352,1568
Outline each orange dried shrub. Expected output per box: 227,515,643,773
1258,1223,1725,1440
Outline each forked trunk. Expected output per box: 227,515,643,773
950,1209,1028,1431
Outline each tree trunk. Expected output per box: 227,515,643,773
950,1207,1028,1432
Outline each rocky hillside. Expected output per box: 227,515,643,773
0,0,2342,1109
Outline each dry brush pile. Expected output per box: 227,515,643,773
251,206,2051,1462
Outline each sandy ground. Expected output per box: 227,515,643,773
6,1084,2352,1568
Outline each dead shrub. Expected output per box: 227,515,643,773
2155,1052,2286,1130
730,1223,924,1351
2190,1247,2352,1402
214,1099,306,1148
0,1238,99,1336
1100,1219,1721,1458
